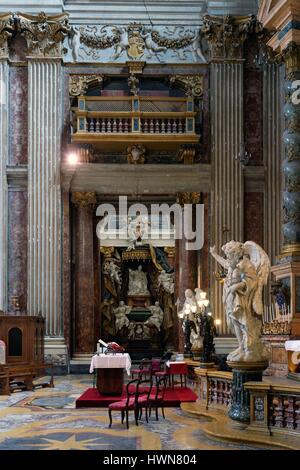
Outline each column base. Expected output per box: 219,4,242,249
44,337,69,375
70,353,94,374
227,360,269,424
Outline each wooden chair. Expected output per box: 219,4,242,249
149,376,168,421
131,358,152,380
136,378,153,424
108,379,139,429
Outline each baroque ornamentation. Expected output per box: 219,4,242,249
69,74,103,96
100,246,115,258
282,42,300,77
177,192,201,206
202,14,264,60
170,75,203,97
71,191,97,208
71,23,206,62
18,12,70,57
0,14,14,58
178,144,199,164
127,145,146,164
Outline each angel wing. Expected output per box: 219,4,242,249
243,241,270,315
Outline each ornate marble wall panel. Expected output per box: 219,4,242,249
0,60,8,311
210,63,244,335
244,40,263,165
263,64,283,265
244,192,264,246
27,60,62,336
7,190,27,314
62,191,71,350
9,66,28,165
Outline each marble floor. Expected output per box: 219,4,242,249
0,375,278,450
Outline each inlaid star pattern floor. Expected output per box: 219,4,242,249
0,375,278,450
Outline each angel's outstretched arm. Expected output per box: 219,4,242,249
210,246,229,269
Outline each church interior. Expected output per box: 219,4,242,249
0,0,300,453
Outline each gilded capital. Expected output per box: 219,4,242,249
282,42,300,77
18,11,70,58
100,246,115,258
177,192,201,206
202,14,264,60
0,14,15,58
69,74,103,97
169,75,203,98
72,192,97,208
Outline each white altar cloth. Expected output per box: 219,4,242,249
89,353,131,375
285,341,300,351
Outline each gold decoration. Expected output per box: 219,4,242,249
282,42,300,76
0,14,14,58
71,192,97,208
280,243,300,258
164,247,175,258
127,145,146,164
202,14,264,60
262,320,292,336
178,144,198,164
100,246,115,258
127,25,145,60
126,61,145,75
177,192,201,206
128,74,139,95
69,74,103,97
19,11,70,57
170,75,203,97
122,249,151,262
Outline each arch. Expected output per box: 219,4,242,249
8,327,23,357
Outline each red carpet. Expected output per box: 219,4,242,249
75,386,197,408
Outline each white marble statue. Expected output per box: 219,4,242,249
112,26,129,59
128,265,150,296
210,240,270,362
114,301,131,332
103,260,122,291
127,214,149,251
179,289,198,322
145,301,164,331
158,270,175,294
68,27,81,62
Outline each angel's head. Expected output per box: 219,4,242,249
222,240,244,264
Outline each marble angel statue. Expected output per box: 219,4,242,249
114,301,131,332
210,241,270,362
145,301,164,331
158,270,175,294
128,265,150,296
103,260,122,292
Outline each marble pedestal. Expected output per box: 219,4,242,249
227,360,269,423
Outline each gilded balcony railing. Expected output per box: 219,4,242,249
71,95,198,144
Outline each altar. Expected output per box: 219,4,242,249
90,353,131,395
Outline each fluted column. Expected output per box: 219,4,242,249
72,192,97,357
0,59,8,312
210,62,244,335
27,59,62,335
19,13,70,368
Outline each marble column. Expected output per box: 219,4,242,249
27,59,63,336
263,63,284,302
7,64,29,314
210,62,244,335
175,192,200,352
0,58,8,312
281,44,300,258
72,192,97,357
